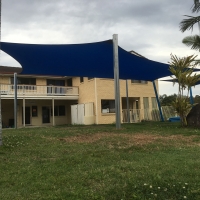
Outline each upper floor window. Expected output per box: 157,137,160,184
131,80,148,84
11,77,36,85
80,77,84,83
67,78,72,86
47,79,65,86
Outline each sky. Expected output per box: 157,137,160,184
0,0,200,96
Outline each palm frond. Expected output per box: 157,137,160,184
180,15,200,32
182,35,200,51
192,0,200,12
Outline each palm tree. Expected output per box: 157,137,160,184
180,0,200,51
169,54,200,126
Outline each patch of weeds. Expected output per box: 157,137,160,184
2,135,28,149
133,181,200,199
107,181,200,199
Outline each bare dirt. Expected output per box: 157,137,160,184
59,133,200,147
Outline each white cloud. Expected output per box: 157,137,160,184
0,0,199,95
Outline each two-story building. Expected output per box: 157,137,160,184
0,66,159,127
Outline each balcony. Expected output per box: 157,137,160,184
0,84,79,99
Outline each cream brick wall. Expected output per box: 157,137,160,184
73,77,95,103
36,78,46,86
72,77,159,125
0,76,10,84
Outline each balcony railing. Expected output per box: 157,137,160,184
0,84,79,96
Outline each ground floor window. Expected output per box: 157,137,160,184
101,100,115,113
51,105,65,116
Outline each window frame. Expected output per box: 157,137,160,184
101,100,115,113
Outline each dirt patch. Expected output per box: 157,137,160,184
59,133,200,146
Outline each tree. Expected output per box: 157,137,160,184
169,54,200,126
180,0,200,51
194,95,200,103
159,94,177,106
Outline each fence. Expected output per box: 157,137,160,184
122,106,176,123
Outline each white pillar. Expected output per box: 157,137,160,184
52,98,55,126
14,73,17,129
23,98,25,127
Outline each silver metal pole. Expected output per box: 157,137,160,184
14,73,17,129
126,80,130,123
113,34,121,129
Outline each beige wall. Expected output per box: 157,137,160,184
36,78,46,86
0,76,10,84
2,100,14,128
72,77,158,124
73,77,95,103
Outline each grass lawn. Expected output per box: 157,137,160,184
0,122,200,199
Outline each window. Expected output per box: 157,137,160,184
47,79,65,86
11,77,36,85
131,80,148,84
143,97,149,109
80,77,84,83
151,97,157,109
67,78,72,86
11,77,36,90
51,105,65,116
59,105,65,116
88,77,94,80
101,100,115,113
32,106,38,117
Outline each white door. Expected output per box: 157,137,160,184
71,104,84,124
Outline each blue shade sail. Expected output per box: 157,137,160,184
1,40,170,81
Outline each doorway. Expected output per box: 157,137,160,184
42,106,50,123
22,106,31,124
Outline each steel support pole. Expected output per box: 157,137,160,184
152,81,164,122
14,73,18,129
189,87,194,106
113,34,121,129
126,80,130,123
